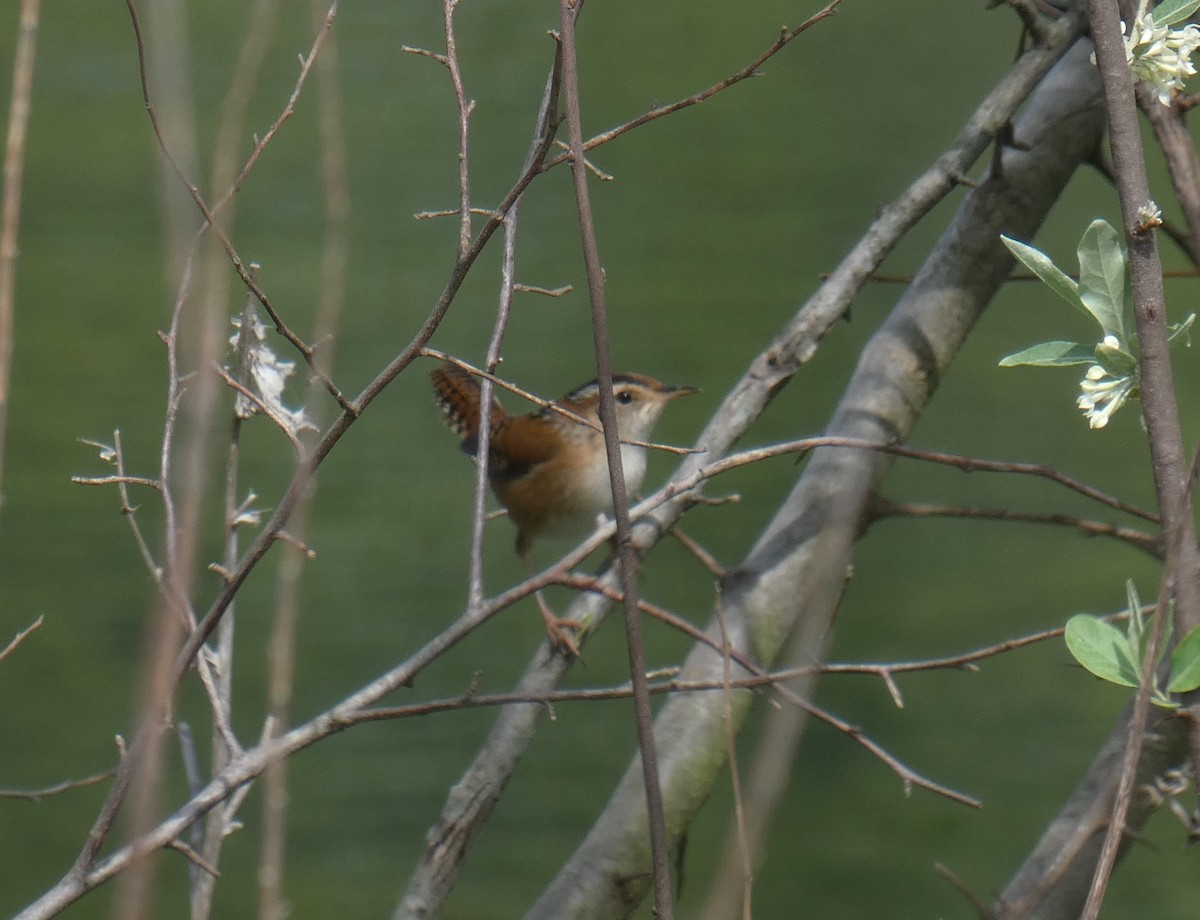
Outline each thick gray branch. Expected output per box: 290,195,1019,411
394,13,1089,920
526,39,1106,920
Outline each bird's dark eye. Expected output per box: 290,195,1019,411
616,390,634,404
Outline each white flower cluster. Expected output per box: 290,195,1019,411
1124,0,1200,105
1077,336,1139,429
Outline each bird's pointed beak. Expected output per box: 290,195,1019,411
662,383,700,400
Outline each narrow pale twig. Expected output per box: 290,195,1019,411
70,475,162,489
112,431,167,590
464,44,562,613
186,286,259,920
855,442,1158,523
354,673,981,809
549,139,613,180
215,366,304,451
936,862,996,919
669,527,727,579
445,435,1159,650
413,206,503,221
444,0,473,257
167,839,220,879
0,0,40,512
176,723,207,902
0,768,116,802
512,283,572,297
870,498,1161,557
0,615,42,664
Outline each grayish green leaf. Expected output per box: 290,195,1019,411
1169,622,1200,693
1093,342,1138,378
1168,312,1195,346
998,341,1094,367
1001,235,1089,317
1152,0,1200,26
1077,219,1128,339
1065,614,1141,688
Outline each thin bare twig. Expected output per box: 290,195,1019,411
870,498,1161,557
215,366,304,451
1082,0,1200,915
0,615,42,664
0,768,116,802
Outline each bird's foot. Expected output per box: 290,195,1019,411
537,594,584,658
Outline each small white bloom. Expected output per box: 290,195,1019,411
233,490,263,528
81,439,118,464
234,508,263,527
1122,2,1200,105
1077,364,1138,429
229,314,316,438
1136,199,1164,229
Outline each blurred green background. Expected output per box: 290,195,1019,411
1,0,1198,917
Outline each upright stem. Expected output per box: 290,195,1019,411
1084,1,1200,914
556,1,675,916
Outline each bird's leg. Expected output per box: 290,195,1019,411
534,588,583,659
519,543,584,658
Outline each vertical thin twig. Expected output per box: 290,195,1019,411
1083,1,1200,915
444,0,473,259
556,2,675,917
187,283,258,920
0,0,41,517
467,59,564,611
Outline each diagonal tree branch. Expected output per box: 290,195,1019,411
527,35,1106,920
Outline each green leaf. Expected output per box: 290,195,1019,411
1168,313,1195,346
1168,622,1200,693
999,341,1095,367
1152,0,1200,27
1093,341,1138,378
1001,235,1090,317
1065,614,1141,688
1077,220,1128,340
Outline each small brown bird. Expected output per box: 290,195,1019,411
430,361,697,654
